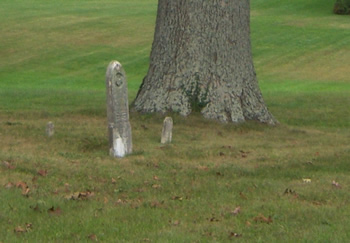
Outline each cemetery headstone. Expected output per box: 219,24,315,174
46,122,54,137
106,61,132,157
161,117,173,144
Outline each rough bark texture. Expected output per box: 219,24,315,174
134,0,276,124
106,61,132,157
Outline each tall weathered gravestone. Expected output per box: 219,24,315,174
106,61,132,158
161,117,173,144
46,122,54,137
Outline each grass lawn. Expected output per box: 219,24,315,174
1,0,349,242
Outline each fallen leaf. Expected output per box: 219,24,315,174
232,206,241,215
111,178,117,184
246,221,251,226
150,201,164,208
312,201,322,206
153,175,159,181
302,178,311,183
16,181,30,196
169,220,180,226
152,184,161,189
66,191,95,200
48,206,62,216
332,180,341,188
104,197,109,204
3,161,16,169
88,234,98,241
22,187,30,196
14,226,26,233
16,181,28,190
171,196,183,201
79,191,95,199
253,214,273,224
197,166,209,171
239,192,248,200
26,223,33,231
4,182,14,189
115,199,127,205
38,169,48,177
229,232,242,238
239,150,250,158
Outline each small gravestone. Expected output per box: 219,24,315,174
46,122,54,137
106,60,132,158
161,117,173,144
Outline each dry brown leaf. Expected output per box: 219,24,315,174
197,165,209,171
111,178,117,184
150,201,164,208
38,169,48,177
14,226,26,233
22,187,30,196
239,192,248,200
229,232,242,238
66,191,95,200
79,191,95,199
332,180,341,188
253,214,273,224
232,206,241,215
153,175,159,181
88,234,98,241
16,181,30,195
169,220,180,226
171,196,183,201
3,161,16,170
312,201,322,206
26,223,33,230
152,184,161,189
16,181,28,190
4,182,14,189
104,197,109,204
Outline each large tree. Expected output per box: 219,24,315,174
134,0,277,125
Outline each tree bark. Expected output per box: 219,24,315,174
134,0,277,125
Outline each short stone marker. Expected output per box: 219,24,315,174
106,60,132,158
46,121,54,137
161,117,173,144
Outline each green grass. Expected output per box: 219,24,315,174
1,0,350,242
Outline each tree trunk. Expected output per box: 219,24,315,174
134,0,277,125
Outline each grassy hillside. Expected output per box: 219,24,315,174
1,0,349,242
